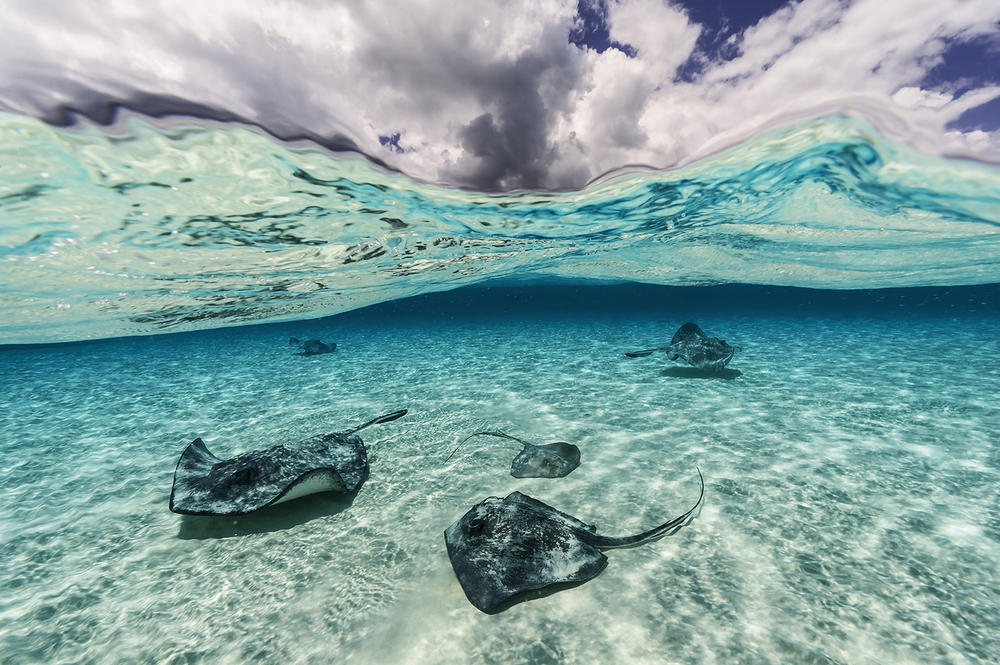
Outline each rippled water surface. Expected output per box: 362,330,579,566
2,286,998,665
2,111,999,344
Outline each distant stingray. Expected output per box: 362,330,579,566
169,409,407,516
626,322,740,372
445,430,581,478
445,468,704,613
289,337,337,355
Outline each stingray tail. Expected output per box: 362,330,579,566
444,430,529,463
625,345,675,358
592,467,705,550
347,409,408,434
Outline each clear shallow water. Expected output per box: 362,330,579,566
2,111,1000,344
2,285,998,665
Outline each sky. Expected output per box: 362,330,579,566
0,0,998,191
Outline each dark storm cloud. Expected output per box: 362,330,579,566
331,10,589,189
448,37,588,191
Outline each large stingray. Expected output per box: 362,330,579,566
169,409,407,516
445,430,581,478
626,322,740,372
445,468,704,613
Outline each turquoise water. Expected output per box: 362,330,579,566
1,285,998,665
1,112,999,345
2,106,1000,664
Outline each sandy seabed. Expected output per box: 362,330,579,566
2,305,998,665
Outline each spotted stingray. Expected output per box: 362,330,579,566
445,430,581,478
169,409,407,516
445,468,704,612
626,322,740,372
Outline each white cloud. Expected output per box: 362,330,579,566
0,0,997,190
607,0,698,77
892,87,953,110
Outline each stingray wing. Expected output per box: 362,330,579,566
168,433,367,516
445,492,607,612
169,438,223,514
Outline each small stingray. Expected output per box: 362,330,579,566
169,409,407,516
289,337,337,355
445,430,581,478
445,468,704,613
626,322,740,372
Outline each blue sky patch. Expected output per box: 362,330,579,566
378,131,406,153
673,0,795,81
569,0,637,57
920,33,1000,97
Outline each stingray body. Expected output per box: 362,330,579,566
169,409,406,516
445,468,704,612
446,431,581,478
289,337,337,355
626,322,740,372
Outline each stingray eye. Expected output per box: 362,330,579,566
467,517,485,535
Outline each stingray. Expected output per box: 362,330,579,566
169,409,407,516
445,468,704,613
289,337,337,355
626,322,740,372
445,430,581,478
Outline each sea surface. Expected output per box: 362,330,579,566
2,108,1000,665
2,111,999,345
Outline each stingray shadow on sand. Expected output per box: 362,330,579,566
660,367,743,380
176,487,362,539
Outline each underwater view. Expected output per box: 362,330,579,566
2,285,999,665
3,1,1000,664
